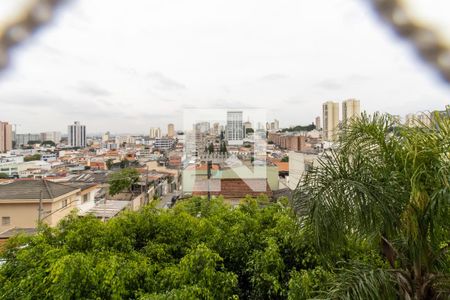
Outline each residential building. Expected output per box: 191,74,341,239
322,101,339,141
315,116,321,130
68,121,86,148
405,112,431,127
0,180,80,233
274,119,280,130
288,151,320,190
15,133,41,147
342,99,361,123
149,127,162,139
0,121,13,153
102,131,110,143
167,124,175,138
154,138,176,150
194,122,210,134
40,131,61,144
226,111,244,145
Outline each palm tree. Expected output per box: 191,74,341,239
294,111,450,299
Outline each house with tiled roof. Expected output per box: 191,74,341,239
0,180,80,234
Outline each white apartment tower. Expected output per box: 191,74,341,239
226,111,244,145
322,101,339,141
68,121,86,148
342,99,361,123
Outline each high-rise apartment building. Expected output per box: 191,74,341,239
322,101,339,141
0,121,13,153
149,127,161,139
342,99,360,123
315,116,321,130
226,111,244,145
68,121,86,148
274,119,279,130
102,131,110,143
405,112,431,127
167,123,175,138
40,131,61,144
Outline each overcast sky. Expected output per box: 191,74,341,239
0,0,449,135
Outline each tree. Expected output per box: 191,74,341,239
281,156,289,162
294,112,450,299
0,173,9,179
23,154,41,162
108,168,140,196
106,159,114,170
42,140,56,147
207,143,214,154
1,196,345,299
245,128,254,135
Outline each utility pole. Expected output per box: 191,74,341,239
145,165,149,204
38,190,43,223
207,160,212,201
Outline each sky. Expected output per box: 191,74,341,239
0,0,449,135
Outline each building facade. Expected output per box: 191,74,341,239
40,131,61,144
342,99,360,123
68,121,86,148
322,101,339,141
0,121,13,153
315,116,321,130
149,127,162,139
167,124,175,138
226,111,244,145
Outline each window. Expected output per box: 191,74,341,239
82,194,89,203
2,216,10,225
62,199,68,208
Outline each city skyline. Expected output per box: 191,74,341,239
0,0,449,133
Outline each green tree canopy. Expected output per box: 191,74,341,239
108,168,140,196
1,196,375,299
23,153,41,162
294,112,450,299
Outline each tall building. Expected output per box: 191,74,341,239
149,127,161,139
322,101,339,141
274,119,280,130
406,112,431,127
40,131,61,144
342,99,360,123
226,111,244,145
167,123,175,138
315,116,321,130
14,133,40,147
212,122,220,136
0,121,13,153
68,121,86,148
102,131,110,143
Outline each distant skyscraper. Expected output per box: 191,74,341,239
102,131,110,143
322,101,339,141
0,121,13,153
226,111,244,145
167,123,175,138
315,116,321,130
194,122,210,134
342,99,360,122
68,121,86,148
405,112,431,127
149,127,161,139
274,119,279,130
212,122,220,136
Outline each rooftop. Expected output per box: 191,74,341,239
0,180,79,200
